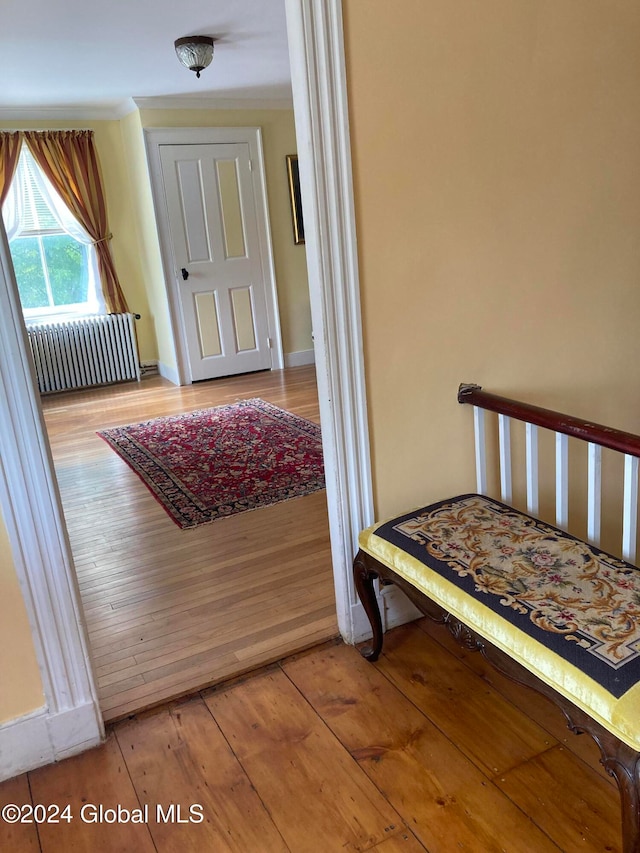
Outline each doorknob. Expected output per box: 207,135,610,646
181,267,189,280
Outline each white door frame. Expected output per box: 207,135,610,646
145,126,284,385
285,0,377,640
0,0,388,778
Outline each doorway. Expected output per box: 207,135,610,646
42,365,337,721
0,0,373,767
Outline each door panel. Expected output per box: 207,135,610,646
194,292,223,357
231,287,258,352
176,160,214,263
160,142,272,381
216,159,247,259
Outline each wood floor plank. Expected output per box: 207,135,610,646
283,643,561,853
93,598,334,684
204,668,405,853
116,698,289,853
100,651,243,720
369,830,428,851
28,733,155,853
233,611,338,662
99,614,338,721
81,546,333,609
76,526,328,598
375,622,555,778
0,773,39,852
138,606,336,685
100,548,331,616
496,744,620,852
91,575,332,669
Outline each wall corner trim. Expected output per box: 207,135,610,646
0,221,103,781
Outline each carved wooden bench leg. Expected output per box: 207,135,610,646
594,736,640,853
353,550,383,662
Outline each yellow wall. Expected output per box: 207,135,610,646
343,0,640,554
118,110,170,366
0,510,44,723
137,108,312,358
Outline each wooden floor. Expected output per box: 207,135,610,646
41,366,338,721
1,620,621,852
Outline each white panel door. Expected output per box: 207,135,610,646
159,142,272,381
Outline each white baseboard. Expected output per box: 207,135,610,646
284,348,316,368
349,599,379,645
157,361,181,386
0,701,103,782
349,585,422,645
380,585,423,630
157,352,315,383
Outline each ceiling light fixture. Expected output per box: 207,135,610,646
174,36,215,79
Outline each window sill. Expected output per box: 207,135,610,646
24,311,102,327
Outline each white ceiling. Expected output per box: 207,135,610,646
0,0,292,117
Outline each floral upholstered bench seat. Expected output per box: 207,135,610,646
353,493,640,754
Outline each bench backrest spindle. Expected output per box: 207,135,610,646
587,442,602,547
525,422,539,516
622,454,639,563
473,405,487,495
555,432,569,530
498,414,513,504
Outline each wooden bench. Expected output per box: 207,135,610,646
354,385,640,853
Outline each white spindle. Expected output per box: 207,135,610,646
525,422,539,516
587,443,602,546
498,414,512,503
622,454,639,564
473,406,487,495
555,432,569,529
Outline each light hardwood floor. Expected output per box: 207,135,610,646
1,621,621,852
41,365,338,721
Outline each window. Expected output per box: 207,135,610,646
4,147,103,321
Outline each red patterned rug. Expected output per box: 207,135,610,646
97,398,325,529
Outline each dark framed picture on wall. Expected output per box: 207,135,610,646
286,154,305,244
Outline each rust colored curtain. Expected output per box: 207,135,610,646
0,131,23,206
23,130,129,314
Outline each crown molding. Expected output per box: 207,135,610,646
133,96,294,112
0,99,138,122
0,94,295,123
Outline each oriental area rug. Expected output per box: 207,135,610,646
97,398,325,529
